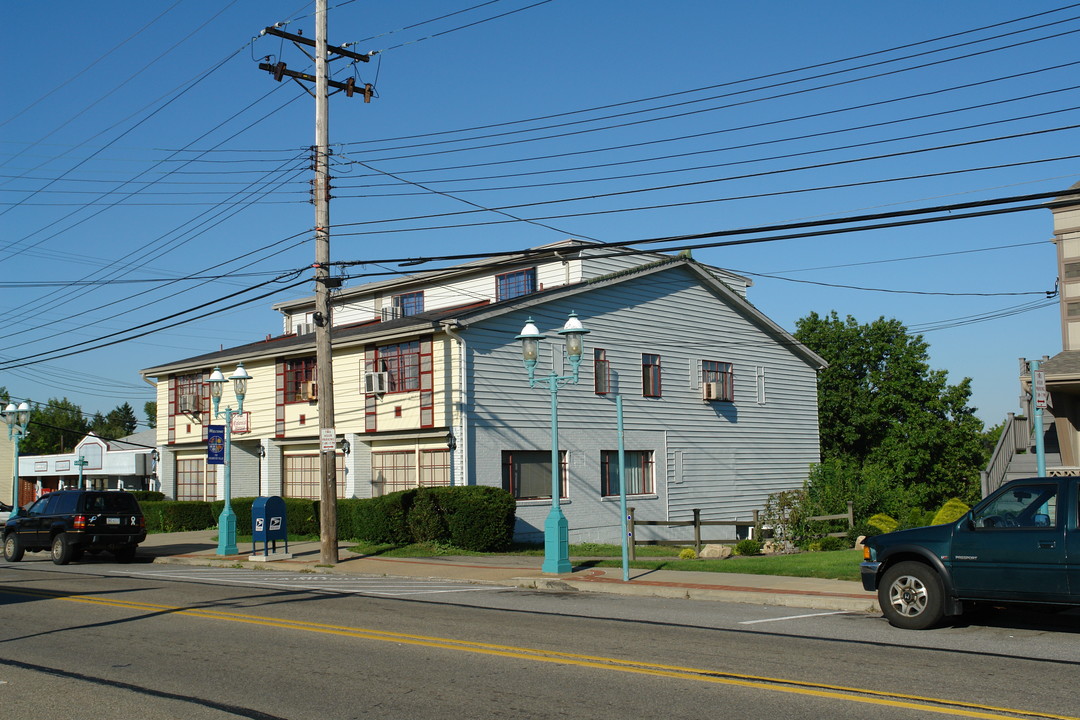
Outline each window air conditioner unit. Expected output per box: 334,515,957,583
703,382,721,402
294,322,314,336
178,393,199,413
301,380,318,401
364,371,389,395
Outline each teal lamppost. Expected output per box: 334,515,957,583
516,312,590,574
208,363,252,556
3,401,30,509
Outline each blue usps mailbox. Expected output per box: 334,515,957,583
251,496,288,557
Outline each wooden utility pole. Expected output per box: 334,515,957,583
313,0,336,565
259,0,372,564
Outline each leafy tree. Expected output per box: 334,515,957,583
20,398,89,455
144,401,157,430
795,311,987,513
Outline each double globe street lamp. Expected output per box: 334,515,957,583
2,401,30,509
208,363,252,556
516,312,589,574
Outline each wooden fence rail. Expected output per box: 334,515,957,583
627,507,758,560
806,501,854,538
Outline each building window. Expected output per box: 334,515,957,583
175,373,202,414
594,349,610,395
285,357,317,403
378,340,421,392
756,366,766,404
420,450,451,487
601,450,654,496
372,450,416,496
393,291,424,317
283,454,345,500
502,450,568,500
703,360,734,402
1068,302,1080,318
1066,262,1080,280
642,354,662,397
176,458,216,501
496,268,537,301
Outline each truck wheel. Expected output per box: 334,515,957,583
51,533,73,565
4,533,23,562
879,561,947,629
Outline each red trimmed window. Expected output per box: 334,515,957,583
703,360,735,402
393,291,424,317
642,354,662,397
502,450,568,501
601,450,654,496
594,349,610,395
174,373,202,414
285,357,317,403
378,341,421,393
496,268,537,301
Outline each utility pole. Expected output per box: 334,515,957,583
259,0,373,564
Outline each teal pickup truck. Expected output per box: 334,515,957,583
861,476,1080,629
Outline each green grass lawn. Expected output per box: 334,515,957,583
346,540,863,582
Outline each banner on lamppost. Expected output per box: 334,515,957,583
207,425,225,465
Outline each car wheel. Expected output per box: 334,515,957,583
112,544,137,563
3,533,24,562
879,561,947,630
50,533,73,565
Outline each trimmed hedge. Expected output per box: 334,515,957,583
129,490,165,502
139,486,516,551
140,501,215,533
341,486,515,551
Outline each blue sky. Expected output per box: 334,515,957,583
2,0,1076,428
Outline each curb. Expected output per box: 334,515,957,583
519,576,880,613
151,554,880,614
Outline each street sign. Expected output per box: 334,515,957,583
1034,370,1050,409
320,428,336,452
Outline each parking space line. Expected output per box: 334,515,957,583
739,611,850,625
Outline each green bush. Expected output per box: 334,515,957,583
846,520,882,543
128,490,165,502
734,538,762,556
346,490,415,544
867,513,899,534
139,500,215,533
436,486,516,551
816,536,848,551
406,488,448,543
678,547,697,560
932,497,970,526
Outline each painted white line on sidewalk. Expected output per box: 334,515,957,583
739,610,849,625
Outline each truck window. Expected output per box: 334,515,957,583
972,484,1057,528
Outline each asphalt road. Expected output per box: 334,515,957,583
1,557,1079,719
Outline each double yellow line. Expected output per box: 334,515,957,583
7,587,1076,720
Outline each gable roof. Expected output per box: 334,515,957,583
142,257,823,377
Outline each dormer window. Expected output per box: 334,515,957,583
496,268,537,301
393,291,424,317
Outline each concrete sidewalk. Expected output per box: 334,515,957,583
142,530,880,614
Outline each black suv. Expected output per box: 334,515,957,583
2,490,146,565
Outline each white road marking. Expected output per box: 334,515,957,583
111,568,513,597
739,611,850,625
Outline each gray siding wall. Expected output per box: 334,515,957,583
465,265,820,544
